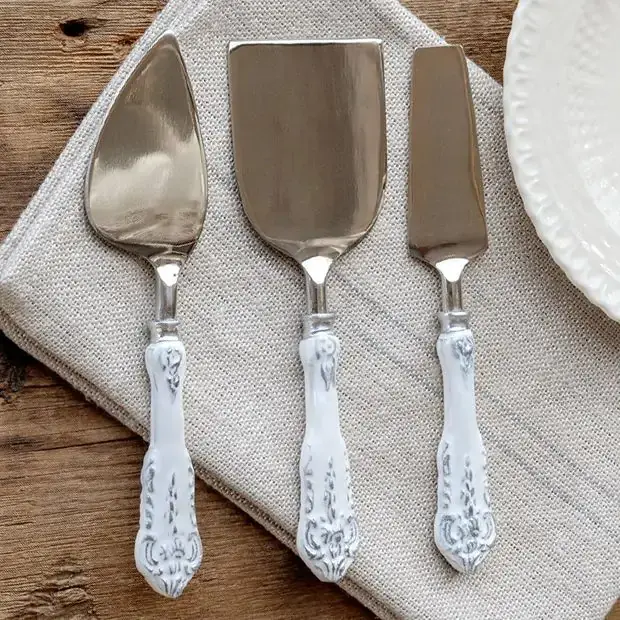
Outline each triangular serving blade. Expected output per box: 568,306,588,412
86,32,207,262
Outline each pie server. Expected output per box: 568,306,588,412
229,40,387,582
85,33,206,597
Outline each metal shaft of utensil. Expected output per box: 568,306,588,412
437,258,470,332
154,263,179,321
152,259,183,340
305,272,328,315
441,276,462,313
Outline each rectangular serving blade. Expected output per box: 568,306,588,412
408,45,487,268
229,40,386,264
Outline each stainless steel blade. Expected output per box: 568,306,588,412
408,45,487,269
229,40,387,267
86,33,207,261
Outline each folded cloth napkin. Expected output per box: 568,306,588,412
1,0,619,618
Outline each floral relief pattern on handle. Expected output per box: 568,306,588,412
135,340,202,598
297,332,359,582
434,329,495,573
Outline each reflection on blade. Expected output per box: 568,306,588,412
408,45,487,266
229,40,387,264
86,33,207,260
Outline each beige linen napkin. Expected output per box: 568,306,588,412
1,0,619,618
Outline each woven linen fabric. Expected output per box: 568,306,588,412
1,0,619,618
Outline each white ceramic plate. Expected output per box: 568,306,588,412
504,0,620,320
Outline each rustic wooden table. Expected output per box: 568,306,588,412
0,0,617,618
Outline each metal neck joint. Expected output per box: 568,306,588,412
150,257,183,342
436,257,470,333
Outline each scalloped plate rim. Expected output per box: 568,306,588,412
503,0,620,321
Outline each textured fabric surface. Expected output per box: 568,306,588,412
1,1,619,618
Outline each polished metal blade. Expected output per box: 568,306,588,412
229,40,387,265
408,45,487,267
86,33,207,262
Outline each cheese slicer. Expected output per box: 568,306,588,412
229,40,387,582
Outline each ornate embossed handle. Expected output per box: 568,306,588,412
297,327,359,582
135,339,202,598
434,328,496,573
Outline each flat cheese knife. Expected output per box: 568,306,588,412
409,45,496,573
229,40,387,582
85,33,206,597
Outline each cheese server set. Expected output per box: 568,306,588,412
85,33,493,597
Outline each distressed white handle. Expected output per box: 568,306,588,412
297,331,359,582
135,339,202,598
434,329,496,573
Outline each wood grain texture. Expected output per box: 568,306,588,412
0,0,617,618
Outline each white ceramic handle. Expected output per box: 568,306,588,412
135,339,202,598
434,329,496,573
297,330,359,582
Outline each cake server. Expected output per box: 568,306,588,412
229,40,386,582
409,45,496,573
85,33,205,597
